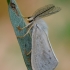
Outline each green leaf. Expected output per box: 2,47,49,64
7,0,32,70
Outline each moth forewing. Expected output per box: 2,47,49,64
31,19,58,70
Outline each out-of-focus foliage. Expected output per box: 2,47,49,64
63,21,70,39
7,0,10,5
53,0,70,5
56,21,70,45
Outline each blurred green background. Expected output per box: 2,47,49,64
0,0,70,70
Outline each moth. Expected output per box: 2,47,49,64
18,4,61,70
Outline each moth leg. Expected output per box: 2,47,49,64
17,23,34,38
27,50,31,55
24,50,31,55
16,25,27,31
17,22,33,31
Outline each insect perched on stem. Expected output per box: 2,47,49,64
17,4,61,70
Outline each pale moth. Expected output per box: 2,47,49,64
18,4,61,70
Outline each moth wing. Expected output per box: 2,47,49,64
35,19,48,35
35,19,58,59
31,19,58,70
